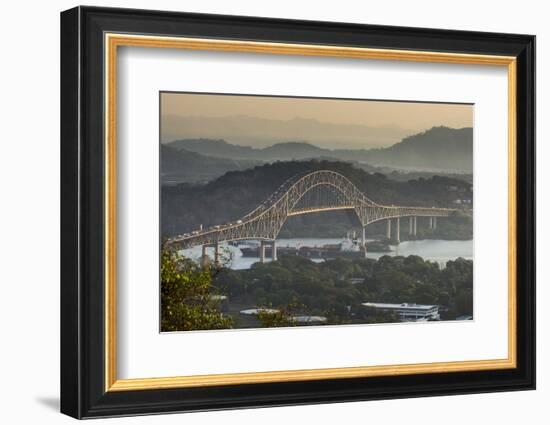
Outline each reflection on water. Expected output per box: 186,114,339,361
180,238,473,270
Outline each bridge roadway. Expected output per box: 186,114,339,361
165,170,466,262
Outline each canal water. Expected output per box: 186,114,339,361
180,238,473,270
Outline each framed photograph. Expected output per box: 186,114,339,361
60,6,535,419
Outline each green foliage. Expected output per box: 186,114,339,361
160,249,232,332
256,300,305,328
219,255,473,327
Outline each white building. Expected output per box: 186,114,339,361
362,302,440,322
290,315,327,324
239,308,279,316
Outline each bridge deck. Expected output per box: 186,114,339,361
165,170,468,250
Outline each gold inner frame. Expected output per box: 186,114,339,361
104,33,517,392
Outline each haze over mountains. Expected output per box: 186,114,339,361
163,126,473,184
361,126,473,171
161,145,262,185
161,114,413,149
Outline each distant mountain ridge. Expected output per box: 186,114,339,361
161,144,262,184
166,126,473,172
168,139,257,159
161,114,412,149
361,126,472,171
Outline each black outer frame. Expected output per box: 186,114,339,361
60,6,535,419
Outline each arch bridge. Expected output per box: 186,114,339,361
165,170,466,262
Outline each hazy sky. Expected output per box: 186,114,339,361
161,92,473,149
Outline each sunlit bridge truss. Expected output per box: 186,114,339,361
165,170,466,253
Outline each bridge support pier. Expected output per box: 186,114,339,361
395,218,400,244
260,241,266,263
362,226,367,258
413,216,417,236
214,242,220,265
429,216,433,229
409,216,413,235
271,240,277,261
433,217,437,230
386,219,391,239
201,245,208,268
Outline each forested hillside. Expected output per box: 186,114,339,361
161,159,472,238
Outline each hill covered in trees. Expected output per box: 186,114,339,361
161,159,472,238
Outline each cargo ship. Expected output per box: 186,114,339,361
239,233,390,260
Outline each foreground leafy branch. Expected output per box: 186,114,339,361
160,248,233,332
